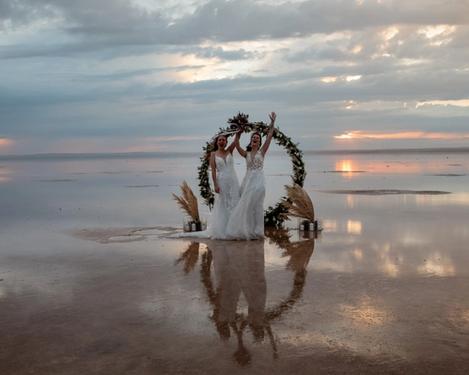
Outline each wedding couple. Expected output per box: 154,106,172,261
192,112,276,240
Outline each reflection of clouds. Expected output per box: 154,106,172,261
376,242,399,278
340,296,392,327
335,160,357,178
322,219,338,232
400,233,427,246
417,252,455,277
312,223,467,277
322,218,363,235
346,194,355,208
352,248,363,260
347,220,362,235
329,157,467,175
416,193,469,207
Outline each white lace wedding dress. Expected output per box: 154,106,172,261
226,152,266,240
173,153,240,239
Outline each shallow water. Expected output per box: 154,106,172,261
1,152,469,374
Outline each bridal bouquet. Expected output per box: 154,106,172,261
227,112,251,132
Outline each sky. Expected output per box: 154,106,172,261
1,0,469,154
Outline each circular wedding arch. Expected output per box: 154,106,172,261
198,113,306,227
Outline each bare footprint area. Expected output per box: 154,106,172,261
320,189,451,195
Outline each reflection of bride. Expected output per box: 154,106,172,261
212,240,266,335
176,232,315,366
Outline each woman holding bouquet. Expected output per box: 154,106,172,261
226,112,277,240
207,132,241,239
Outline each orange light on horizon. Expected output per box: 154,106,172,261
334,130,469,140
0,138,13,148
335,159,358,178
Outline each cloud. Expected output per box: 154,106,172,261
1,0,469,154
3,1,469,49
416,99,469,108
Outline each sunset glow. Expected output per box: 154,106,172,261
334,131,469,140
333,158,463,175
335,160,358,177
0,138,13,148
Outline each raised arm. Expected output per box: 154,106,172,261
234,130,247,158
209,152,220,193
261,112,276,156
227,133,237,154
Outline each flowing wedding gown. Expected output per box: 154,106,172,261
209,154,241,239
173,153,240,239
226,151,266,240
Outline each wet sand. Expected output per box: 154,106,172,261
1,227,469,374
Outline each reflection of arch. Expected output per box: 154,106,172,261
176,233,315,366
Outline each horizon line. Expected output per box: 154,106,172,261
1,146,469,160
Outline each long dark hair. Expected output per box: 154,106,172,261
246,132,262,152
212,134,227,152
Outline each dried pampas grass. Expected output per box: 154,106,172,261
284,184,315,222
176,242,200,274
172,181,200,222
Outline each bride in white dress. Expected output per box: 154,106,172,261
174,133,241,239
226,112,277,240
207,133,241,239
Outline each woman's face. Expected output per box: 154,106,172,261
251,134,261,146
217,136,227,149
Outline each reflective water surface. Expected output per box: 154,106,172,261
1,152,469,374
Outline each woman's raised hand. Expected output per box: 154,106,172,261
269,112,277,125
